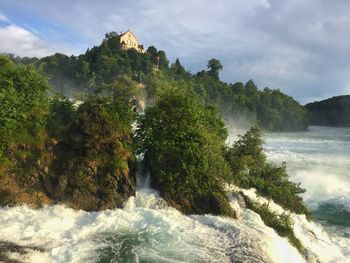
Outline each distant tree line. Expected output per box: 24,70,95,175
305,95,350,127
5,31,308,132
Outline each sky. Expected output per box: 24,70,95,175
0,0,349,104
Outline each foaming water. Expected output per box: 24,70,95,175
264,126,350,212
0,188,305,263
1,126,349,262
239,187,348,262
264,126,350,259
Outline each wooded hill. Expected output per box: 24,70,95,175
305,95,350,127
6,31,308,132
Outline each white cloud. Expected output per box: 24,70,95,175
0,12,8,22
0,0,349,102
0,24,77,57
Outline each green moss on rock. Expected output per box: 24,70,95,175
48,99,136,211
243,193,304,254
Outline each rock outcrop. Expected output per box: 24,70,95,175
0,102,136,211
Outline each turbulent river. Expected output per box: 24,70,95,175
0,126,349,262
265,126,350,260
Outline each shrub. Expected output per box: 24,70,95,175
46,96,76,138
135,88,234,216
0,56,49,140
226,126,310,217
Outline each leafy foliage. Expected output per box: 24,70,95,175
45,77,140,210
305,95,350,127
46,96,76,139
0,57,52,206
10,31,309,132
35,34,169,97
193,75,308,131
0,59,139,210
226,126,310,217
207,58,223,80
0,56,49,152
0,57,49,132
135,88,235,216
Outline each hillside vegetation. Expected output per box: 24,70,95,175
0,57,137,210
0,33,311,253
305,95,350,127
0,52,309,214
8,32,307,132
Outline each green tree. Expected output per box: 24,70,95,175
0,56,49,151
0,56,51,206
305,95,350,127
226,126,310,216
207,58,223,80
170,58,189,79
46,96,76,139
135,88,235,217
26,31,309,132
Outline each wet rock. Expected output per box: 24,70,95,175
0,241,44,263
0,101,137,212
304,248,321,263
230,191,247,209
47,102,137,211
164,191,237,219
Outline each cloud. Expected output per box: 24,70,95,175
0,0,349,102
0,24,77,57
0,12,8,22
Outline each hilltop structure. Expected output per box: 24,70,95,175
119,29,145,53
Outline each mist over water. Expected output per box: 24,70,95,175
264,126,350,213
264,126,350,257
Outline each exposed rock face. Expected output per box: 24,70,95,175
230,191,247,209
304,249,321,263
0,241,45,263
0,132,53,208
0,104,136,211
163,191,237,219
0,173,52,207
46,103,137,211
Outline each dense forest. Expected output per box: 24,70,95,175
5,32,308,132
305,95,350,127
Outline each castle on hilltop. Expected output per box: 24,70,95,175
119,29,145,53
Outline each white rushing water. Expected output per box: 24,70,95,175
0,188,304,263
264,126,350,260
0,126,349,262
265,126,350,211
